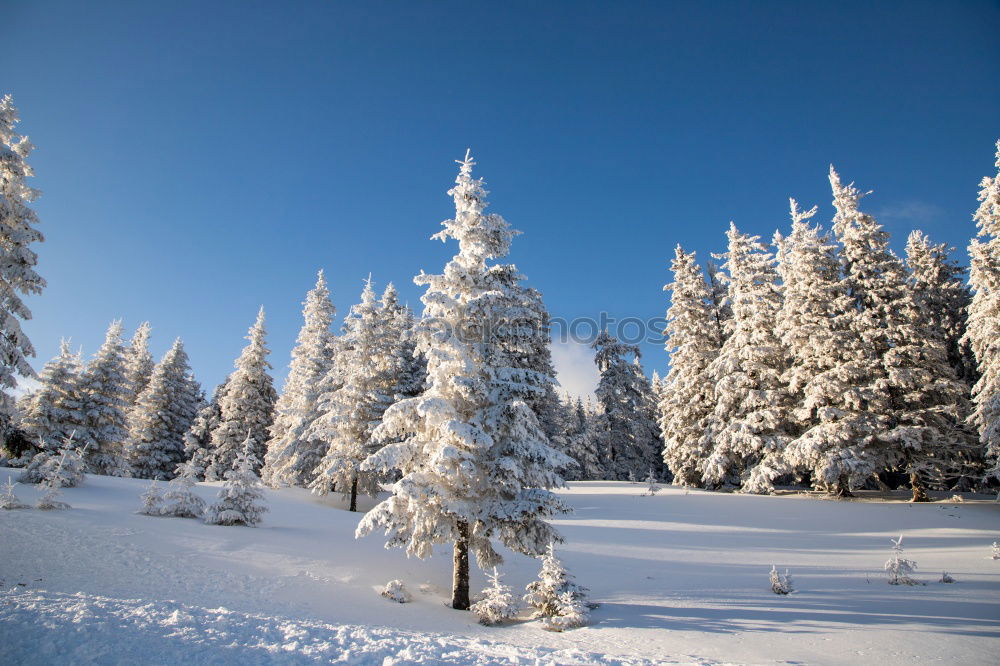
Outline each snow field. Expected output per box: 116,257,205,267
2,470,998,664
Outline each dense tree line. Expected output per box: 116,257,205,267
659,150,1000,498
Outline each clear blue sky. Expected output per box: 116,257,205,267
4,0,999,396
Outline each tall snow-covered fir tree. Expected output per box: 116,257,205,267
126,338,201,480
308,279,397,511
0,95,46,424
183,381,225,479
562,396,603,480
20,339,81,452
905,231,976,386
261,271,337,488
701,223,792,493
122,322,154,409
775,199,865,493
379,282,427,401
964,139,1000,480
204,308,276,479
896,230,979,495
808,167,914,494
659,246,723,487
73,321,131,476
592,331,663,481
357,151,572,611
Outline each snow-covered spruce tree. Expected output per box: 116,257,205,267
827,168,970,497
380,282,427,402
20,339,81,451
203,432,269,527
562,397,602,481
73,321,131,476
204,308,276,480
507,283,569,469
659,246,723,487
183,381,225,479
32,434,84,508
356,151,572,610
261,271,337,488
308,279,396,511
138,480,164,516
787,170,902,496
523,543,590,630
905,231,976,386
19,431,85,486
158,460,206,518
122,322,153,408
0,95,46,425
887,234,977,500
701,223,793,493
965,140,1000,480
471,568,520,625
592,331,663,481
705,258,732,346
778,199,872,494
126,338,201,480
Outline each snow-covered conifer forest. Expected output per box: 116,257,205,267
2,93,999,664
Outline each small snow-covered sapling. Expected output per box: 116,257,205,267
471,568,519,626
381,579,411,603
138,480,164,516
524,543,590,630
544,590,590,632
643,468,660,496
992,542,999,560
770,565,793,595
158,461,206,519
203,433,268,527
940,572,956,583
885,535,920,585
0,476,29,510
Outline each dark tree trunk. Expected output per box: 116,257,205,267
451,521,470,610
349,476,359,512
910,472,930,502
834,476,854,498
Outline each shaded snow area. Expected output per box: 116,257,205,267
2,470,998,665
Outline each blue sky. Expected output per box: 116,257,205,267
4,0,999,397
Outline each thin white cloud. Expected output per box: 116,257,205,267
875,200,944,223
551,339,599,399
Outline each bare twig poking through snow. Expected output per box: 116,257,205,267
643,469,660,496
471,568,519,626
885,536,920,585
940,572,956,583
524,543,590,631
770,566,793,594
0,476,29,510
380,580,411,603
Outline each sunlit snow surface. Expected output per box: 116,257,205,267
2,470,998,664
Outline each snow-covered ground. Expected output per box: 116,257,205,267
2,470,998,665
